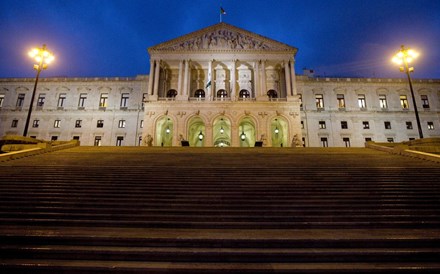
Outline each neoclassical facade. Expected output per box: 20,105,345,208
0,23,439,147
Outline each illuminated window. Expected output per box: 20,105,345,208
54,120,61,128
99,93,108,107
343,137,350,147
75,120,82,128
337,94,345,109
400,95,409,109
406,121,413,129
421,95,430,108
358,94,366,108
341,121,348,129
116,136,124,146
58,93,66,107
32,120,39,128
118,120,126,128
320,137,328,147
120,93,129,107
78,93,87,107
384,121,391,129
319,121,326,129
37,94,45,107
94,136,102,146
427,122,434,130
315,94,324,109
379,94,387,109
362,121,370,129
16,94,25,107
97,120,104,128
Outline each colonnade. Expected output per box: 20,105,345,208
146,58,298,100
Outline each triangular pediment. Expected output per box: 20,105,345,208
149,23,297,54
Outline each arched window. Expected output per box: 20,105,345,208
194,89,205,98
239,89,250,99
166,89,177,98
217,89,228,98
267,89,278,99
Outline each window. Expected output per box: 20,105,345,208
37,94,45,107
11,119,18,128
142,93,147,109
406,121,413,130
51,136,58,141
97,120,104,128
341,121,348,129
73,136,80,141
99,93,108,107
343,137,350,147
32,120,39,128
379,94,387,109
387,137,394,143
358,94,366,108
75,120,82,128
94,136,102,146
267,89,277,99
362,121,370,129
120,93,129,107
298,94,303,109
78,93,87,108
167,89,178,98
0,94,4,107
218,89,228,98
140,120,144,128
118,120,126,128
315,94,324,109
421,95,430,108
319,121,326,129
116,136,124,146
138,136,143,146
301,121,304,129
400,95,409,109
16,94,25,107
337,94,345,109
239,89,250,99
365,137,372,142
427,121,434,130
54,120,61,128
320,137,328,147
384,121,391,129
58,93,66,107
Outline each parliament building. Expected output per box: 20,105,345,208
1,23,439,147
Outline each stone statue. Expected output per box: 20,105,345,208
145,134,153,147
291,134,301,147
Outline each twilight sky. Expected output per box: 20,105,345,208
0,0,439,79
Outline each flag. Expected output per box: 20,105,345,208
205,80,211,88
220,7,226,14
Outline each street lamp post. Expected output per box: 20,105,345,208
392,45,423,139
23,44,55,137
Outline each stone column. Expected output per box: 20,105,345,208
208,60,213,100
153,60,160,96
183,60,189,97
290,58,297,95
230,60,236,100
177,60,183,95
254,61,260,99
147,59,155,96
284,60,292,97
205,124,213,147
261,60,266,96
230,124,239,147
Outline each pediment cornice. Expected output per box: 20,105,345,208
148,23,297,55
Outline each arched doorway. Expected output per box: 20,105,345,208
239,117,256,147
156,116,173,147
239,89,250,99
271,117,288,147
188,116,205,147
217,89,228,99
213,116,231,147
166,89,177,98
194,89,205,99
267,89,278,99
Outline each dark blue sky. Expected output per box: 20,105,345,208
1,0,439,79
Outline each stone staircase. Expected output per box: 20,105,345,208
0,147,439,273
